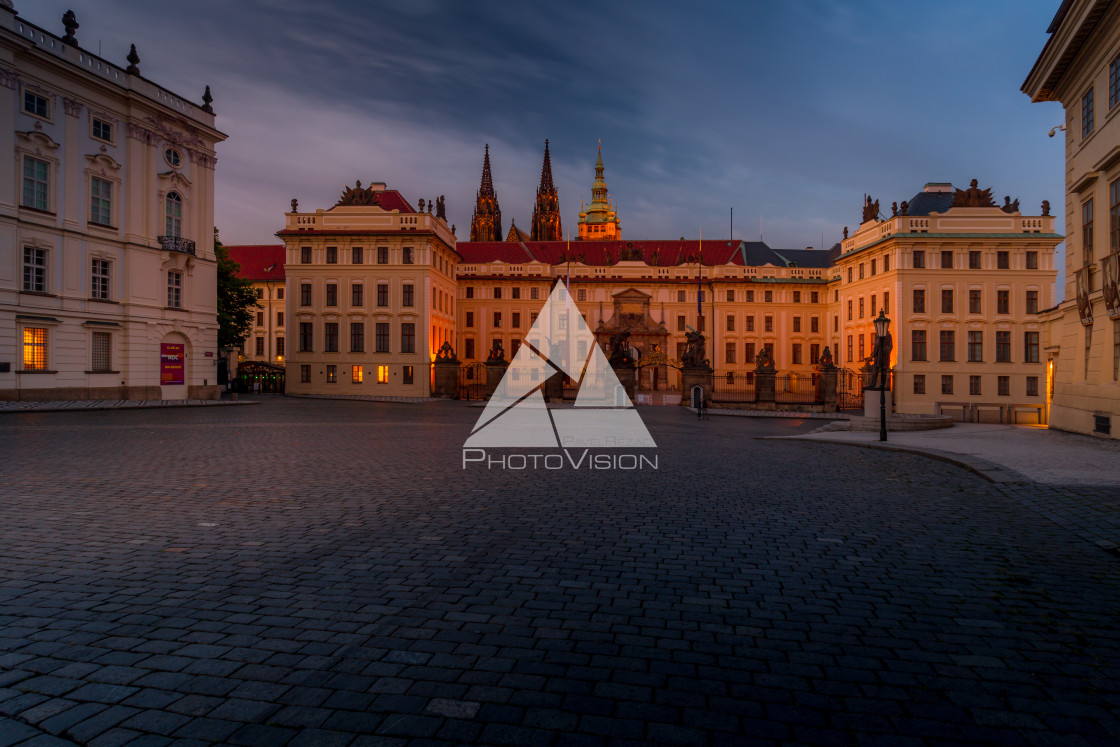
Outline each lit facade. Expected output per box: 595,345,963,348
1024,0,1120,438
278,183,458,396
456,240,833,391
226,244,285,365
0,6,226,401
836,183,1059,421
577,146,620,241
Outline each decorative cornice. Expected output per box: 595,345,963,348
16,130,61,154
84,152,122,171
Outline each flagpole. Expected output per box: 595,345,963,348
697,226,702,321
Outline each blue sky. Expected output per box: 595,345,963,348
30,0,1067,254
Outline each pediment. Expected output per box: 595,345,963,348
612,288,651,301
85,153,121,171
16,131,60,151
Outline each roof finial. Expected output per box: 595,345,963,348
61,10,79,46
126,44,140,75
201,85,214,114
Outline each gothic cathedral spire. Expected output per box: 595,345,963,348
530,139,563,242
470,144,503,242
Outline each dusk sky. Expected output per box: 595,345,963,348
33,0,1067,255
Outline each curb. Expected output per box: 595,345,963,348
687,407,849,421
774,436,1033,484
0,400,258,415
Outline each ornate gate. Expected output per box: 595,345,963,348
457,362,487,400
837,368,865,411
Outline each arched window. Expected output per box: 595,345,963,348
165,192,183,238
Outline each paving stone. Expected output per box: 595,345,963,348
1,400,1120,746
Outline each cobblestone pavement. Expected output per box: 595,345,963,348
0,400,253,414
1,399,1118,746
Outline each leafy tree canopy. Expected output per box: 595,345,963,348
215,229,259,350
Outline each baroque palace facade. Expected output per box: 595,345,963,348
1024,0,1120,439
277,183,458,397
233,144,1058,422
0,5,225,401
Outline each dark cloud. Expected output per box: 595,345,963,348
26,0,1065,250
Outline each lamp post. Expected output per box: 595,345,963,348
873,309,890,442
263,265,277,365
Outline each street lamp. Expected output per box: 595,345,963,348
872,309,891,442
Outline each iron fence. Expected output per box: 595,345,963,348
774,373,819,405
457,362,487,400
711,371,756,403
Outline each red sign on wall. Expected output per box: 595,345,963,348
160,343,185,385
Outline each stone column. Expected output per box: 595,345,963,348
485,360,508,399
819,368,837,412
755,370,775,408
612,364,637,403
432,359,460,399
680,366,714,408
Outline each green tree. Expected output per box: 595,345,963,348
215,229,259,350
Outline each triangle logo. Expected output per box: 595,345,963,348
464,281,656,449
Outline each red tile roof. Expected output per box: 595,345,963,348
455,242,535,264
458,240,744,267
225,244,286,281
369,189,419,213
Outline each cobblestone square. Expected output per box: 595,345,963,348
1,398,1119,745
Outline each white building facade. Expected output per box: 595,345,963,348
0,5,226,401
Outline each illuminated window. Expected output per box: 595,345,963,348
326,364,336,383
352,365,363,384
377,365,389,384
276,338,284,358
23,327,47,370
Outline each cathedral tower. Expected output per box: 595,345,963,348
577,142,620,240
469,144,502,242
530,139,563,242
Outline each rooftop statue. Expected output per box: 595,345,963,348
336,181,380,207
862,196,879,223
952,179,996,208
